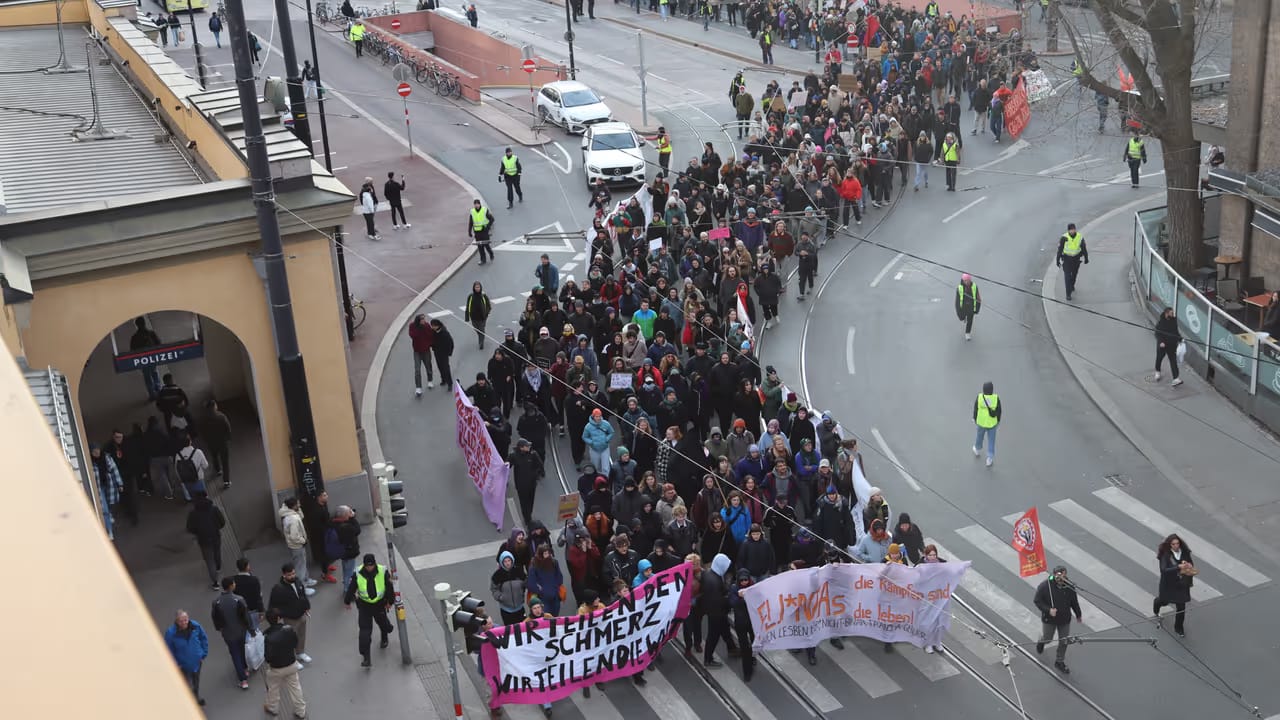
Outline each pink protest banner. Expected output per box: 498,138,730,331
707,226,731,241
479,564,693,708
453,381,509,531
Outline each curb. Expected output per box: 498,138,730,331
1038,193,1274,561
462,102,552,148
604,15,813,76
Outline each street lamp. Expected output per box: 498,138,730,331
563,0,577,79
186,0,207,89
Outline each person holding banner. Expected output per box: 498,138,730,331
524,598,556,717
1034,566,1082,673
700,553,736,667
730,569,758,680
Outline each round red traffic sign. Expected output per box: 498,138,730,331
391,18,401,29
397,82,412,97
521,58,536,74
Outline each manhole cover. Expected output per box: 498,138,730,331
1104,473,1131,488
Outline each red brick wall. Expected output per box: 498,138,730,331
365,11,566,103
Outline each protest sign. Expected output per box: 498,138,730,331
1011,507,1047,577
1023,69,1054,103
453,381,509,531
557,492,580,521
708,226,731,241
1004,81,1031,138
744,561,969,651
480,564,693,707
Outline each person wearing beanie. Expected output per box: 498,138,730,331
647,538,681,574
465,372,499,418
736,522,775,581
854,518,892,565
862,486,891,536
612,475,645,529
581,407,615,475
892,513,926,565
726,417,756,466
972,380,1001,466
525,597,555,715
490,551,528,625
608,446,636,494
885,543,906,564
816,412,842,461
343,553,395,667
812,484,852,557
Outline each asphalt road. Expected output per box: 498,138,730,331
239,1,1279,718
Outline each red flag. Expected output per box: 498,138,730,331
1011,507,1047,577
863,15,880,49
1002,81,1031,138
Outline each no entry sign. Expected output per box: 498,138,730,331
522,58,536,73
397,82,412,97
391,18,401,29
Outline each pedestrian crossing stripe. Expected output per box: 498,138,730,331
926,538,1044,641
631,667,702,720
770,649,843,711
704,658,782,720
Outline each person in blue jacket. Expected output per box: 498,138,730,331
720,491,752,544
526,543,565,616
632,558,655,588
164,609,210,706
581,408,615,476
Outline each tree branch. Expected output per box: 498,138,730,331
1088,0,1147,29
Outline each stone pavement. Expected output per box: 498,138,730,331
1041,194,1280,557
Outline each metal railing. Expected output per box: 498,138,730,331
1132,206,1280,418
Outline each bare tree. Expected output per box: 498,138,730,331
1056,0,1201,274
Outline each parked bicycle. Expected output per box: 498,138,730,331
436,71,461,99
347,295,367,331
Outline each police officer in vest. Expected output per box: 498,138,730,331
925,1,938,19
468,198,496,265
1122,128,1147,188
941,132,960,191
654,126,672,173
343,553,394,668
955,273,981,341
348,18,366,57
972,381,1001,467
1056,223,1089,301
498,147,524,209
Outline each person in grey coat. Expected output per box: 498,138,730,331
211,576,257,689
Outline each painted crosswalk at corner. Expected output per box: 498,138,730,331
768,649,843,711
926,538,1044,641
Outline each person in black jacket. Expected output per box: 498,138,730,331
384,172,409,229
487,347,519,419
754,262,782,329
429,319,454,388
729,569,757,681
511,439,545,528
344,554,396,667
262,608,306,716
736,524,775,581
516,402,550,462
1153,533,1196,637
466,373,499,417
700,553,736,666
186,494,225,589
811,486,851,555
268,564,313,663
233,557,265,627
1153,307,1183,386
1033,565,1082,673
891,513,925,565
486,409,512,462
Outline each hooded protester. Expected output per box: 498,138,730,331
527,543,565,616
490,551,528,624
511,439,545,529
854,519,892,564
632,558,655,588
863,487,891,535
892,513,926,565
585,476,614,523
496,528,533,571
789,526,823,570
762,493,797,572
729,569,757,680
703,427,730,462
488,348,518,419
794,437,822,516
527,519,554,553
816,413,841,460
700,553,736,666
726,418,756,466
812,484,852,553
647,538,681,574
566,532,603,607
691,474,726,529
612,476,646,527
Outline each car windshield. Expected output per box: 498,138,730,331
591,133,636,151
561,89,602,107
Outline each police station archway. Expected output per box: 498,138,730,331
77,310,275,571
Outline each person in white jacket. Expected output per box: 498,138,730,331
359,178,381,240
279,497,317,594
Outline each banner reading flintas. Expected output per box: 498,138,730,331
744,561,970,651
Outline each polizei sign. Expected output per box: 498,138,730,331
112,340,204,373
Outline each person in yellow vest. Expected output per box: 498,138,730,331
1122,128,1148,188
468,199,496,265
925,1,938,18
653,126,672,174
1039,0,1050,21
759,25,774,65
971,381,1001,467
941,132,960,191
348,18,366,58
1056,222,1089,301
343,553,394,668
955,273,981,341
497,147,523,209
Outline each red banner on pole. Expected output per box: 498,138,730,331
1011,507,1047,577
1003,81,1030,138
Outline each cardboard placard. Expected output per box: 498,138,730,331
557,492,581,521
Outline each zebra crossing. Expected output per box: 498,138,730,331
490,487,1270,719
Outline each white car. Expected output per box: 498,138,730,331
536,80,613,134
582,122,647,189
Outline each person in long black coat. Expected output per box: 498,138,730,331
510,439,545,529
516,402,549,464
1153,533,1196,637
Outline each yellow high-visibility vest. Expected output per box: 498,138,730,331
501,155,519,175
957,283,977,307
976,394,999,428
349,23,365,41
1127,137,1144,160
354,565,387,603
470,207,489,231
943,142,959,162
657,136,671,155
1061,232,1083,257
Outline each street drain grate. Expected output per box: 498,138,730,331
1104,474,1131,488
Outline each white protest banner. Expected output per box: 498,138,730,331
744,561,970,651
480,564,693,707
453,381,510,531
1024,69,1055,103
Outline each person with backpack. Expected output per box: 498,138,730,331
186,492,226,589
324,505,362,585
174,432,209,501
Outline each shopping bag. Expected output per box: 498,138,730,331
179,30,186,43
245,630,265,671
1176,341,1187,364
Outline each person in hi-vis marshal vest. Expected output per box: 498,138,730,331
343,553,394,668
1122,128,1148,188
468,198,496,265
498,147,524,209
1056,222,1089,301
955,273,981,340
972,381,1001,466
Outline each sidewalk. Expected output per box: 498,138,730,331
1041,195,1280,557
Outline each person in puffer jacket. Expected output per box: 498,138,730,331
490,551,528,625
632,558,655,588
853,519,892,564
736,523,775,581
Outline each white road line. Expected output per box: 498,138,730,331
1087,170,1164,189
945,603,1006,665
928,538,1043,641
1049,499,1222,600
1093,487,1270,587
767,650,843,711
407,541,498,571
869,252,904,288
942,195,987,224
954,524,1120,632
648,72,670,82
1002,513,1153,615
507,497,523,529
820,641,901,698
892,271,903,281
703,660,780,720
1051,77,1077,95
503,705,544,720
560,262,577,272
532,142,573,175
1037,156,1098,175
629,664,702,720
898,641,962,681
570,682,625,719
845,327,856,375
492,295,516,304
599,55,625,65
960,138,1029,175
869,427,921,492
332,165,348,171
428,310,454,319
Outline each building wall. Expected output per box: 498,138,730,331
16,233,363,495
0,0,90,27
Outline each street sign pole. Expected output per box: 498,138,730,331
636,30,648,128
396,81,413,157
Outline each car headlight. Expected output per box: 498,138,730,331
633,164,644,172
588,165,600,173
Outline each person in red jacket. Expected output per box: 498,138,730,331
408,314,435,396
837,170,863,227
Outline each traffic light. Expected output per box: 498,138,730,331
449,591,486,633
378,468,407,530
